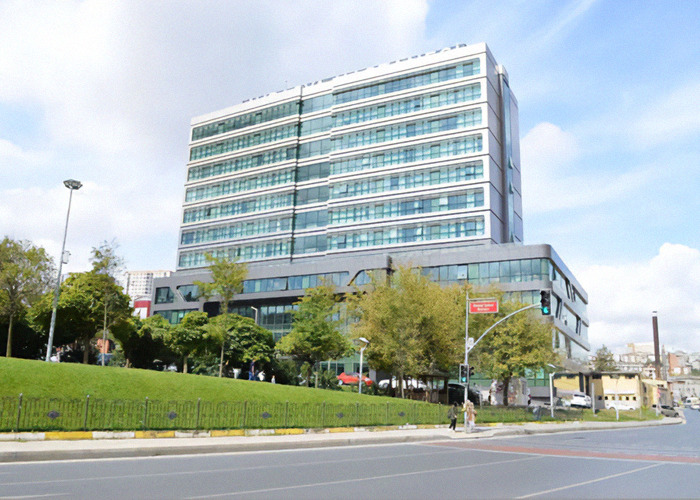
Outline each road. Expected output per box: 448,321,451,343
1,411,698,499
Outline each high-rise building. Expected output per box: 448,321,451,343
119,270,172,302
152,43,589,368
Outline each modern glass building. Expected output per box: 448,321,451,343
152,42,589,368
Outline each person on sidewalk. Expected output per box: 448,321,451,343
466,401,477,432
447,402,460,431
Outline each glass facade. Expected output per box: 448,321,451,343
330,161,483,199
330,135,483,175
191,100,300,141
180,216,292,246
334,59,480,104
185,169,295,203
334,83,481,127
329,189,484,225
182,192,294,224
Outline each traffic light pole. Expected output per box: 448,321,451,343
464,301,540,430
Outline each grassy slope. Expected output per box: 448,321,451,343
0,357,392,404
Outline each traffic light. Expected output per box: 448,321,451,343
459,364,468,383
469,365,475,377
540,290,551,315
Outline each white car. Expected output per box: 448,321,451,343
570,392,592,408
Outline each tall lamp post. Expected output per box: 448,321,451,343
356,337,370,394
45,179,82,362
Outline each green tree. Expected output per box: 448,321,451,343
168,311,210,373
32,269,132,364
218,314,275,375
277,282,353,388
90,241,125,366
0,238,54,357
593,345,617,371
194,253,248,377
469,299,556,406
349,266,464,397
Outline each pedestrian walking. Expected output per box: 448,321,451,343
258,370,265,382
271,375,276,384
466,401,477,432
447,402,459,431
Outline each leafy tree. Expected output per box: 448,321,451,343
168,311,210,373
32,268,132,364
129,314,176,369
469,298,556,406
0,237,54,357
90,241,125,365
593,345,617,372
194,253,247,376
277,282,353,388
219,314,275,374
349,266,463,397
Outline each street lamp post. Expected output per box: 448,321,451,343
46,179,82,362
251,306,259,325
357,337,370,394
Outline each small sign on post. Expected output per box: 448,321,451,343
469,300,499,314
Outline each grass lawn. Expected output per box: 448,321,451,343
0,357,393,405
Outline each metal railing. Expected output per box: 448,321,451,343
0,395,582,432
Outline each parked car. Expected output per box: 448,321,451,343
377,377,427,390
570,392,592,408
606,400,635,411
447,383,480,405
659,404,680,417
337,372,373,386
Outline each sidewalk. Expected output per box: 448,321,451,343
0,418,682,463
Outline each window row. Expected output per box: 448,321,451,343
296,185,329,206
185,169,295,203
296,162,330,182
334,59,480,104
298,138,332,159
180,216,292,246
329,189,485,225
191,100,300,141
190,123,298,161
178,239,291,268
330,160,483,199
300,115,333,136
188,146,296,180
334,83,481,127
182,193,294,224
332,109,481,151
420,259,552,287
242,272,348,294
331,134,483,175
328,217,485,250
294,209,328,230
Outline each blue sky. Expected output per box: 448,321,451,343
1,0,699,353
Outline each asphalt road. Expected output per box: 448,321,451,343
1,411,698,499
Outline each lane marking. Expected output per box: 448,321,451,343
185,455,544,498
0,447,468,487
0,438,447,466
516,462,664,498
430,441,700,464
0,494,69,499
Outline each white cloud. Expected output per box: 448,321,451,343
521,122,654,215
580,243,700,353
0,0,429,271
628,81,700,148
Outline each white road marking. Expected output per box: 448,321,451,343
515,462,664,498
185,455,544,498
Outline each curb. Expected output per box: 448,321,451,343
0,423,445,443
0,418,681,463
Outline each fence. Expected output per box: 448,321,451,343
0,395,581,433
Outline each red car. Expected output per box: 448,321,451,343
337,372,373,386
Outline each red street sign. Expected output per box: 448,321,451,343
469,301,499,314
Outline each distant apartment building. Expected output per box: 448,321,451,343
119,270,172,302
152,42,590,369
